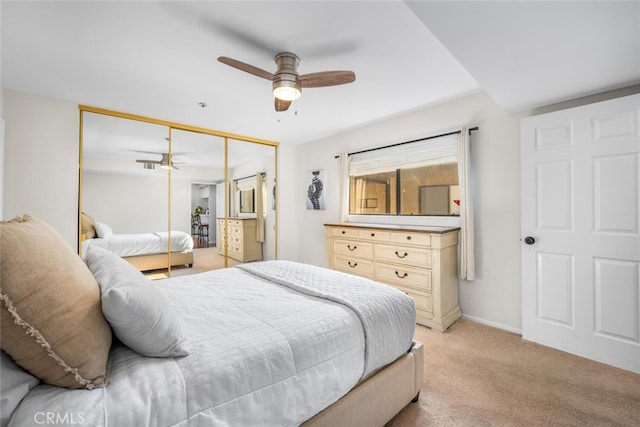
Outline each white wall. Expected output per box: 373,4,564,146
1,90,4,220
276,143,298,261
3,90,79,248
0,115,5,220
83,173,169,233
292,91,524,331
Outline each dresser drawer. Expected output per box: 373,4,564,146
333,239,374,259
333,256,374,278
331,227,359,239
229,235,243,248
356,229,390,242
375,244,432,268
391,283,433,313
389,231,431,247
228,245,242,255
229,226,243,236
375,262,432,292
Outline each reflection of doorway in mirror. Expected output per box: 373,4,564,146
191,183,216,248
306,170,325,210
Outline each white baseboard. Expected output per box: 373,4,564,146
461,314,522,335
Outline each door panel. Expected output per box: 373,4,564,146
594,153,638,233
537,160,573,230
522,93,640,374
537,252,574,326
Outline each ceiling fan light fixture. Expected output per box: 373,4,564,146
160,153,176,170
273,79,301,101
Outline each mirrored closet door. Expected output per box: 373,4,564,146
79,106,278,278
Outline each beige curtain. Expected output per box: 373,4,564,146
229,180,237,217
457,125,475,280
339,152,349,221
255,172,265,242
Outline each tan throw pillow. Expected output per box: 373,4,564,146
81,212,96,239
0,215,112,389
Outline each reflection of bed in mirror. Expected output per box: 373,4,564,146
81,214,193,271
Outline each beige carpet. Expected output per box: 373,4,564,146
387,319,640,426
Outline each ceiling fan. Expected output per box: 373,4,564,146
218,52,356,112
135,153,181,170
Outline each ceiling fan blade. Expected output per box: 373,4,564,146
275,98,291,112
136,159,161,164
218,56,275,81
299,71,356,88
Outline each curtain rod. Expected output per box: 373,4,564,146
234,172,266,182
335,126,478,158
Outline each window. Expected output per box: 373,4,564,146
348,133,460,216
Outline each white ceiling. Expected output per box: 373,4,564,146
2,1,639,146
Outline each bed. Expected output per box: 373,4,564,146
1,216,423,427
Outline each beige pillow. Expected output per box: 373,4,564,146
0,215,112,389
81,212,96,239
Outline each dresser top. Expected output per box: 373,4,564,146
324,222,460,234
217,217,256,220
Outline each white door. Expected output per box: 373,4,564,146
521,94,640,374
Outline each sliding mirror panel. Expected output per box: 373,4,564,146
222,138,277,264
170,128,226,274
81,112,171,273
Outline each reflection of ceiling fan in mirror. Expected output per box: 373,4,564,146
218,52,356,112
135,153,183,170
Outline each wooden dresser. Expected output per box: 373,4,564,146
217,218,263,262
324,223,461,332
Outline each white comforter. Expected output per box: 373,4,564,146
10,261,415,427
82,230,193,258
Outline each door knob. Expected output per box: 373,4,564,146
524,236,536,245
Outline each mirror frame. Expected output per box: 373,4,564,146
78,105,279,273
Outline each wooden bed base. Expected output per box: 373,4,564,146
123,251,194,272
303,341,424,427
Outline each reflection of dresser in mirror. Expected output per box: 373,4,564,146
217,218,262,262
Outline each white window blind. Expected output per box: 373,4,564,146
236,176,255,190
349,133,458,176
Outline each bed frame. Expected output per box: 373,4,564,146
123,250,194,272
303,341,424,426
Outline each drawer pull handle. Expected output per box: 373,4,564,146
395,251,408,258
348,261,358,268
347,244,357,251
395,271,408,279
371,233,375,237
406,236,412,240
341,230,346,234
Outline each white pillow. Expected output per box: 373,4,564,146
93,221,113,239
1,351,39,427
85,246,190,358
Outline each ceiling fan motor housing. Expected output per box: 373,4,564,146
273,52,302,99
